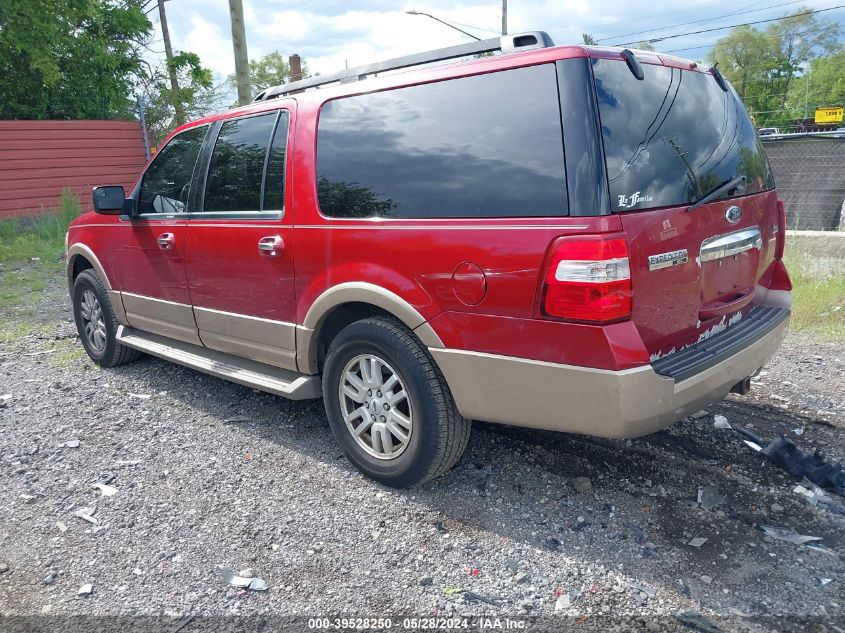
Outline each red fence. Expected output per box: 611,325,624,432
0,120,147,218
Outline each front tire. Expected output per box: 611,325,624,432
322,317,470,488
72,270,140,368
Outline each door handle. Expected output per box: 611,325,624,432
258,235,284,257
157,233,176,250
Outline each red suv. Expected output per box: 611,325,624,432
67,33,791,487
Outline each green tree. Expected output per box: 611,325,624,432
786,51,845,121
140,53,221,145
708,7,841,128
228,51,310,96
582,33,597,45
636,41,656,52
0,0,151,119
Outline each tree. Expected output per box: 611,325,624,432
228,51,310,96
708,7,841,128
582,33,597,45
0,0,151,119
140,53,222,145
786,51,845,121
636,41,656,52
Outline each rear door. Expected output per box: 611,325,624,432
591,55,780,359
184,107,298,370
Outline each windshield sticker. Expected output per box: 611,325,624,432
617,191,654,209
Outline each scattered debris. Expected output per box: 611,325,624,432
514,571,529,584
792,427,805,436
114,460,142,466
761,525,823,545
793,478,845,515
65,439,80,448
572,477,592,493
23,349,56,357
690,410,710,420
224,416,251,424
675,611,722,633
92,483,118,497
739,429,845,496
77,584,93,596
697,486,726,510
820,578,833,586
129,393,151,399
419,576,433,586
218,566,268,591
628,580,657,598
713,415,731,430
42,571,56,585
442,586,463,597
0,393,11,407
554,592,571,611
56,522,67,533
73,507,99,526
0,563,9,574
687,537,708,548
463,591,501,606
505,559,518,575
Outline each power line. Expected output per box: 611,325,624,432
597,0,806,43
615,4,845,46
663,22,842,53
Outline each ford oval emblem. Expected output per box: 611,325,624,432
725,205,742,224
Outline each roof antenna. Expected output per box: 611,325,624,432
621,49,644,80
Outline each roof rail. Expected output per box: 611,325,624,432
253,31,555,102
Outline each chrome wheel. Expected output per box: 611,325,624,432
79,290,106,352
339,354,413,460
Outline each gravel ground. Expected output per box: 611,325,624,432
1,272,844,632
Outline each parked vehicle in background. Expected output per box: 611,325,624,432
66,34,792,487
758,127,781,136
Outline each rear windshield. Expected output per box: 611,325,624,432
592,58,774,212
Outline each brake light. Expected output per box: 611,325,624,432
775,200,786,260
542,234,632,323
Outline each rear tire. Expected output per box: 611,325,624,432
72,270,140,368
322,317,470,488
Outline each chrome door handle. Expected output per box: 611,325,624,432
258,235,284,257
157,233,176,250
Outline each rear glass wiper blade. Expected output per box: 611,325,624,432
687,175,746,212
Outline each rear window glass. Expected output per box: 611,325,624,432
316,64,568,218
592,59,774,212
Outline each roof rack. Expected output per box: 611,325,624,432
253,31,555,102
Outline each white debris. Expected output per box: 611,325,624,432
66,439,81,448
761,525,823,545
218,565,268,591
744,440,763,452
792,427,804,436
92,483,118,497
713,415,731,430
56,522,67,533
687,537,708,548
77,584,93,596
554,592,571,611
129,393,151,399
73,507,99,526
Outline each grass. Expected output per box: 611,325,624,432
0,188,81,264
784,246,845,341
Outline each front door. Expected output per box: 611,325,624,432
111,124,210,345
184,107,298,369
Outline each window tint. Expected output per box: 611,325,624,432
592,59,774,212
138,125,207,214
262,112,289,211
203,112,278,213
317,65,568,218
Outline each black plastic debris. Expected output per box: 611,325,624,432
676,611,722,633
741,429,845,497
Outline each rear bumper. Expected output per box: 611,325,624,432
431,308,789,438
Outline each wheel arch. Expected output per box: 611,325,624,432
66,243,112,291
296,283,444,374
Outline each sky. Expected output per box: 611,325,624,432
147,0,845,86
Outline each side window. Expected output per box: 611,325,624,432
262,112,290,211
203,112,279,213
316,65,568,218
138,125,208,214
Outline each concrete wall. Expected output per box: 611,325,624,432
763,137,845,231
0,120,147,218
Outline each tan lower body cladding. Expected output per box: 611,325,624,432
430,314,789,438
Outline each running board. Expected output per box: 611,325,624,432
116,326,321,400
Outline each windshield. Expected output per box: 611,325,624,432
592,58,774,212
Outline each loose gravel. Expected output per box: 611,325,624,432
1,274,843,632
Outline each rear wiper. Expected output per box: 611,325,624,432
687,175,746,212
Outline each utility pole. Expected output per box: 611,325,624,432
501,0,507,35
228,0,251,106
157,0,185,125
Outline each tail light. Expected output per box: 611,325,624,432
775,199,786,260
541,234,632,323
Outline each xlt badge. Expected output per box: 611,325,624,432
648,249,689,271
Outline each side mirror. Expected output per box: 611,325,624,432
92,186,126,215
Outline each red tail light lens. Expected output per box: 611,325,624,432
775,199,786,260
542,234,632,323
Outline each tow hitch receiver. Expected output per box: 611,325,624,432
731,376,753,395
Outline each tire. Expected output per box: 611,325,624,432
72,269,140,368
322,317,471,488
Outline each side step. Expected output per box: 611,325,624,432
116,326,321,400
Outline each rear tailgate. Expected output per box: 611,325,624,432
590,52,780,359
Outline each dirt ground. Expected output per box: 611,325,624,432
1,271,843,632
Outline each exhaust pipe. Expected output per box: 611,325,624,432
730,376,752,395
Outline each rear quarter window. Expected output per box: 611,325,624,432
316,65,568,219
592,58,774,212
